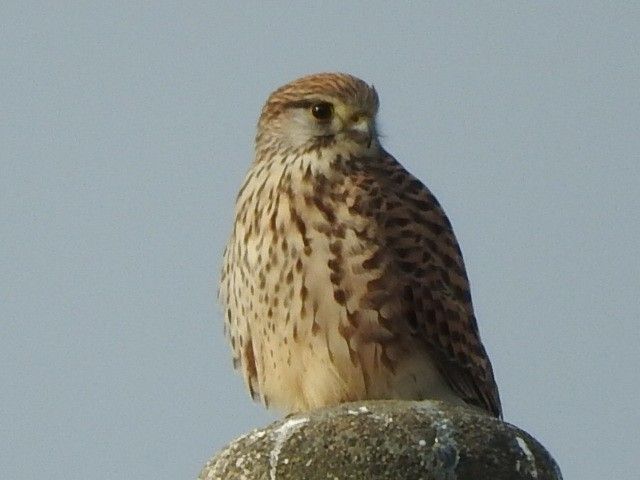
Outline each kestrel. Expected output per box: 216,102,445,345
220,73,502,418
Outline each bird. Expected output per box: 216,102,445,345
219,73,502,418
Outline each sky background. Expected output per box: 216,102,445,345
2,2,639,479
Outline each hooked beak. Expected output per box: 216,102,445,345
337,108,374,147
346,117,374,147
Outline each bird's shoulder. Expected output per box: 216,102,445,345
340,151,502,417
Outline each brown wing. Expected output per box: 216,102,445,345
364,152,502,417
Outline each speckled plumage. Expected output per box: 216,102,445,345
220,73,502,417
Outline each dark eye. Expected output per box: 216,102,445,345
310,102,333,120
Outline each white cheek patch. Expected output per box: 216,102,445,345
282,110,338,149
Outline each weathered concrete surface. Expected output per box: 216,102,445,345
199,400,562,480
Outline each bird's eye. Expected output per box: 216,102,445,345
310,102,333,121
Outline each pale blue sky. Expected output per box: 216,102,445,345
2,2,638,479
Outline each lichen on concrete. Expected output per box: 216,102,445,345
199,400,562,480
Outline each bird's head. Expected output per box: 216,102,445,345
256,73,380,158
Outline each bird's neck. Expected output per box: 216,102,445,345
253,139,381,178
